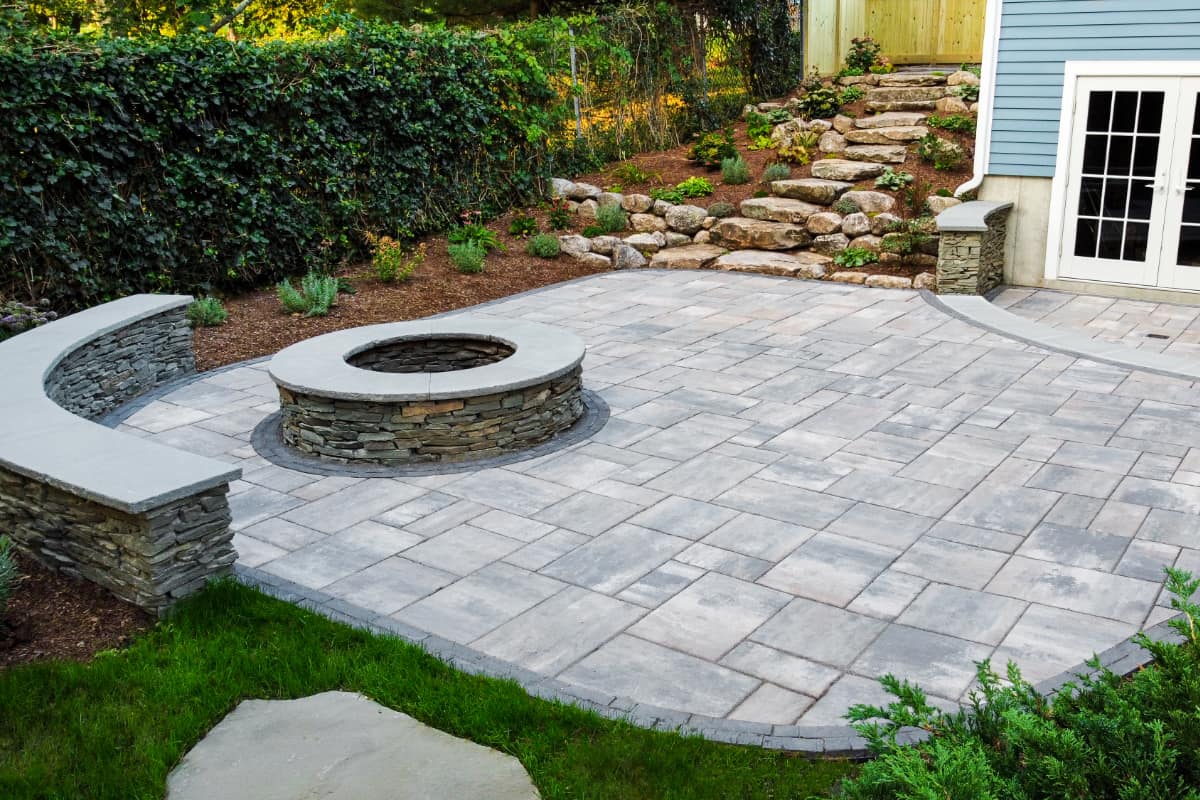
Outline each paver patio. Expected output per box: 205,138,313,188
117,271,1200,729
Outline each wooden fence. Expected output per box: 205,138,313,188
805,0,985,75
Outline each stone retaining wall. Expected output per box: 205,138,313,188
46,308,194,420
279,367,584,465
0,468,235,613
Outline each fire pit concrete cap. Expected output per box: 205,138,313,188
268,315,586,402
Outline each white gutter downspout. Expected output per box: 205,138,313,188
956,0,1004,196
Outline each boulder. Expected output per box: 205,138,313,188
771,178,853,205
813,233,851,256
664,204,708,234
926,195,963,215
649,243,726,270
878,73,947,87
866,86,951,104
832,114,856,134
771,120,807,146
909,253,939,268
842,212,872,237
844,144,908,164
806,212,844,235
707,202,736,218
809,119,833,134
970,102,980,113
550,178,576,199
558,235,591,257
664,232,692,248
577,199,599,218
709,217,812,250
840,190,897,214
810,159,886,181
855,111,928,129
757,101,783,112
739,196,825,224
715,250,832,279
702,217,717,229
624,232,666,254
612,244,648,269
913,272,937,290
844,126,929,144
871,212,902,235
947,70,981,87
565,200,580,212
652,200,674,216
577,252,612,269
622,193,654,213
849,234,883,253
866,274,914,289
837,74,876,86
567,181,602,201
693,230,712,244
818,131,847,153
935,96,971,115
597,191,623,208
830,271,869,284
630,213,668,233
588,235,620,255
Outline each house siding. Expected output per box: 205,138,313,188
989,0,1200,177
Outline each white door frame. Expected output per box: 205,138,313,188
1045,61,1200,286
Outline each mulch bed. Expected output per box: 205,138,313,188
0,554,151,668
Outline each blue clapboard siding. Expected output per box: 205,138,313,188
989,0,1200,177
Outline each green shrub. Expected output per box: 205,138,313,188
448,222,505,253
689,130,737,168
0,300,57,341
0,536,16,620
720,156,751,185
843,568,1200,800
839,85,865,105
833,247,879,268
508,213,539,238
875,167,915,190
547,199,573,231
0,20,553,311
277,270,339,317
845,37,883,72
762,163,792,182
707,202,736,218
961,62,982,77
837,66,865,78
526,233,561,258
595,204,628,233
649,187,686,205
917,134,966,171
956,83,980,103
372,238,423,283
833,198,859,215
794,87,842,120
448,241,486,274
927,113,976,133
676,176,715,198
610,162,658,185
766,109,793,125
186,297,228,327
580,224,606,238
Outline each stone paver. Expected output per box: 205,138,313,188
132,271,1200,730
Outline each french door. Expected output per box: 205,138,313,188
1059,76,1200,290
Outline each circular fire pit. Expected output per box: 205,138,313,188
268,317,586,465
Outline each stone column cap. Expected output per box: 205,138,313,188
935,200,1014,233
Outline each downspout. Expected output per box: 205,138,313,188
956,0,1004,196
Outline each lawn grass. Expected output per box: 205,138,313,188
0,580,853,799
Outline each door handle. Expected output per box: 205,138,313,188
1141,181,1167,192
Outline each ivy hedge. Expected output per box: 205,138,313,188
0,18,554,309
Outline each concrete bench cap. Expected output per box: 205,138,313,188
269,315,587,402
0,294,240,513
935,200,1014,233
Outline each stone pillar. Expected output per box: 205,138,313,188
934,201,1014,295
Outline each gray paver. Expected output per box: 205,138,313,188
759,533,899,605
1017,522,1129,571
991,604,1138,684
322,557,457,614
540,523,690,594
986,556,1158,624
852,625,993,699
946,483,1061,535
750,597,887,667
897,584,1027,645
892,537,1008,590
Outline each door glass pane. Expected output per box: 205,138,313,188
1133,137,1159,175
1125,222,1150,261
1099,220,1125,259
1184,190,1200,225
1193,101,1200,135
1128,181,1153,220
1075,218,1099,258
1102,179,1129,217
1113,92,1139,132
1178,226,1200,266
1083,136,1108,173
1107,136,1133,175
1079,177,1103,217
1189,138,1200,180
1140,93,1165,133
1087,92,1113,132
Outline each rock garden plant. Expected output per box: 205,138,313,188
448,241,486,274
186,297,228,327
371,238,424,284
526,233,561,259
0,300,57,341
720,156,751,185
277,271,339,317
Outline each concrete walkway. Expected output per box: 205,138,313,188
118,271,1200,733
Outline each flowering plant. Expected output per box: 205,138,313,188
0,300,57,341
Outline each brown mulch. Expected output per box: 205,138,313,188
0,554,151,668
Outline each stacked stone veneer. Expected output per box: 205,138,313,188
0,470,234,613
46,308,195,419
936,204,1013,295
0,300,237,616
279,364,584,466
349,337,514,373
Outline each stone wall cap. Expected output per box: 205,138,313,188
0,294,241,513
935,200,1014,232
268,315,586,402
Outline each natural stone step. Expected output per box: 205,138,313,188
855,112,928,129
864,86,951,113
844,126,929,145
844,145,908,164
877,73,947,87
739,196,825,224
810,159,886,181
715,250,832,279
649,243,726,270
709,217,812,250
770,178,853,205
840,190,897,214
